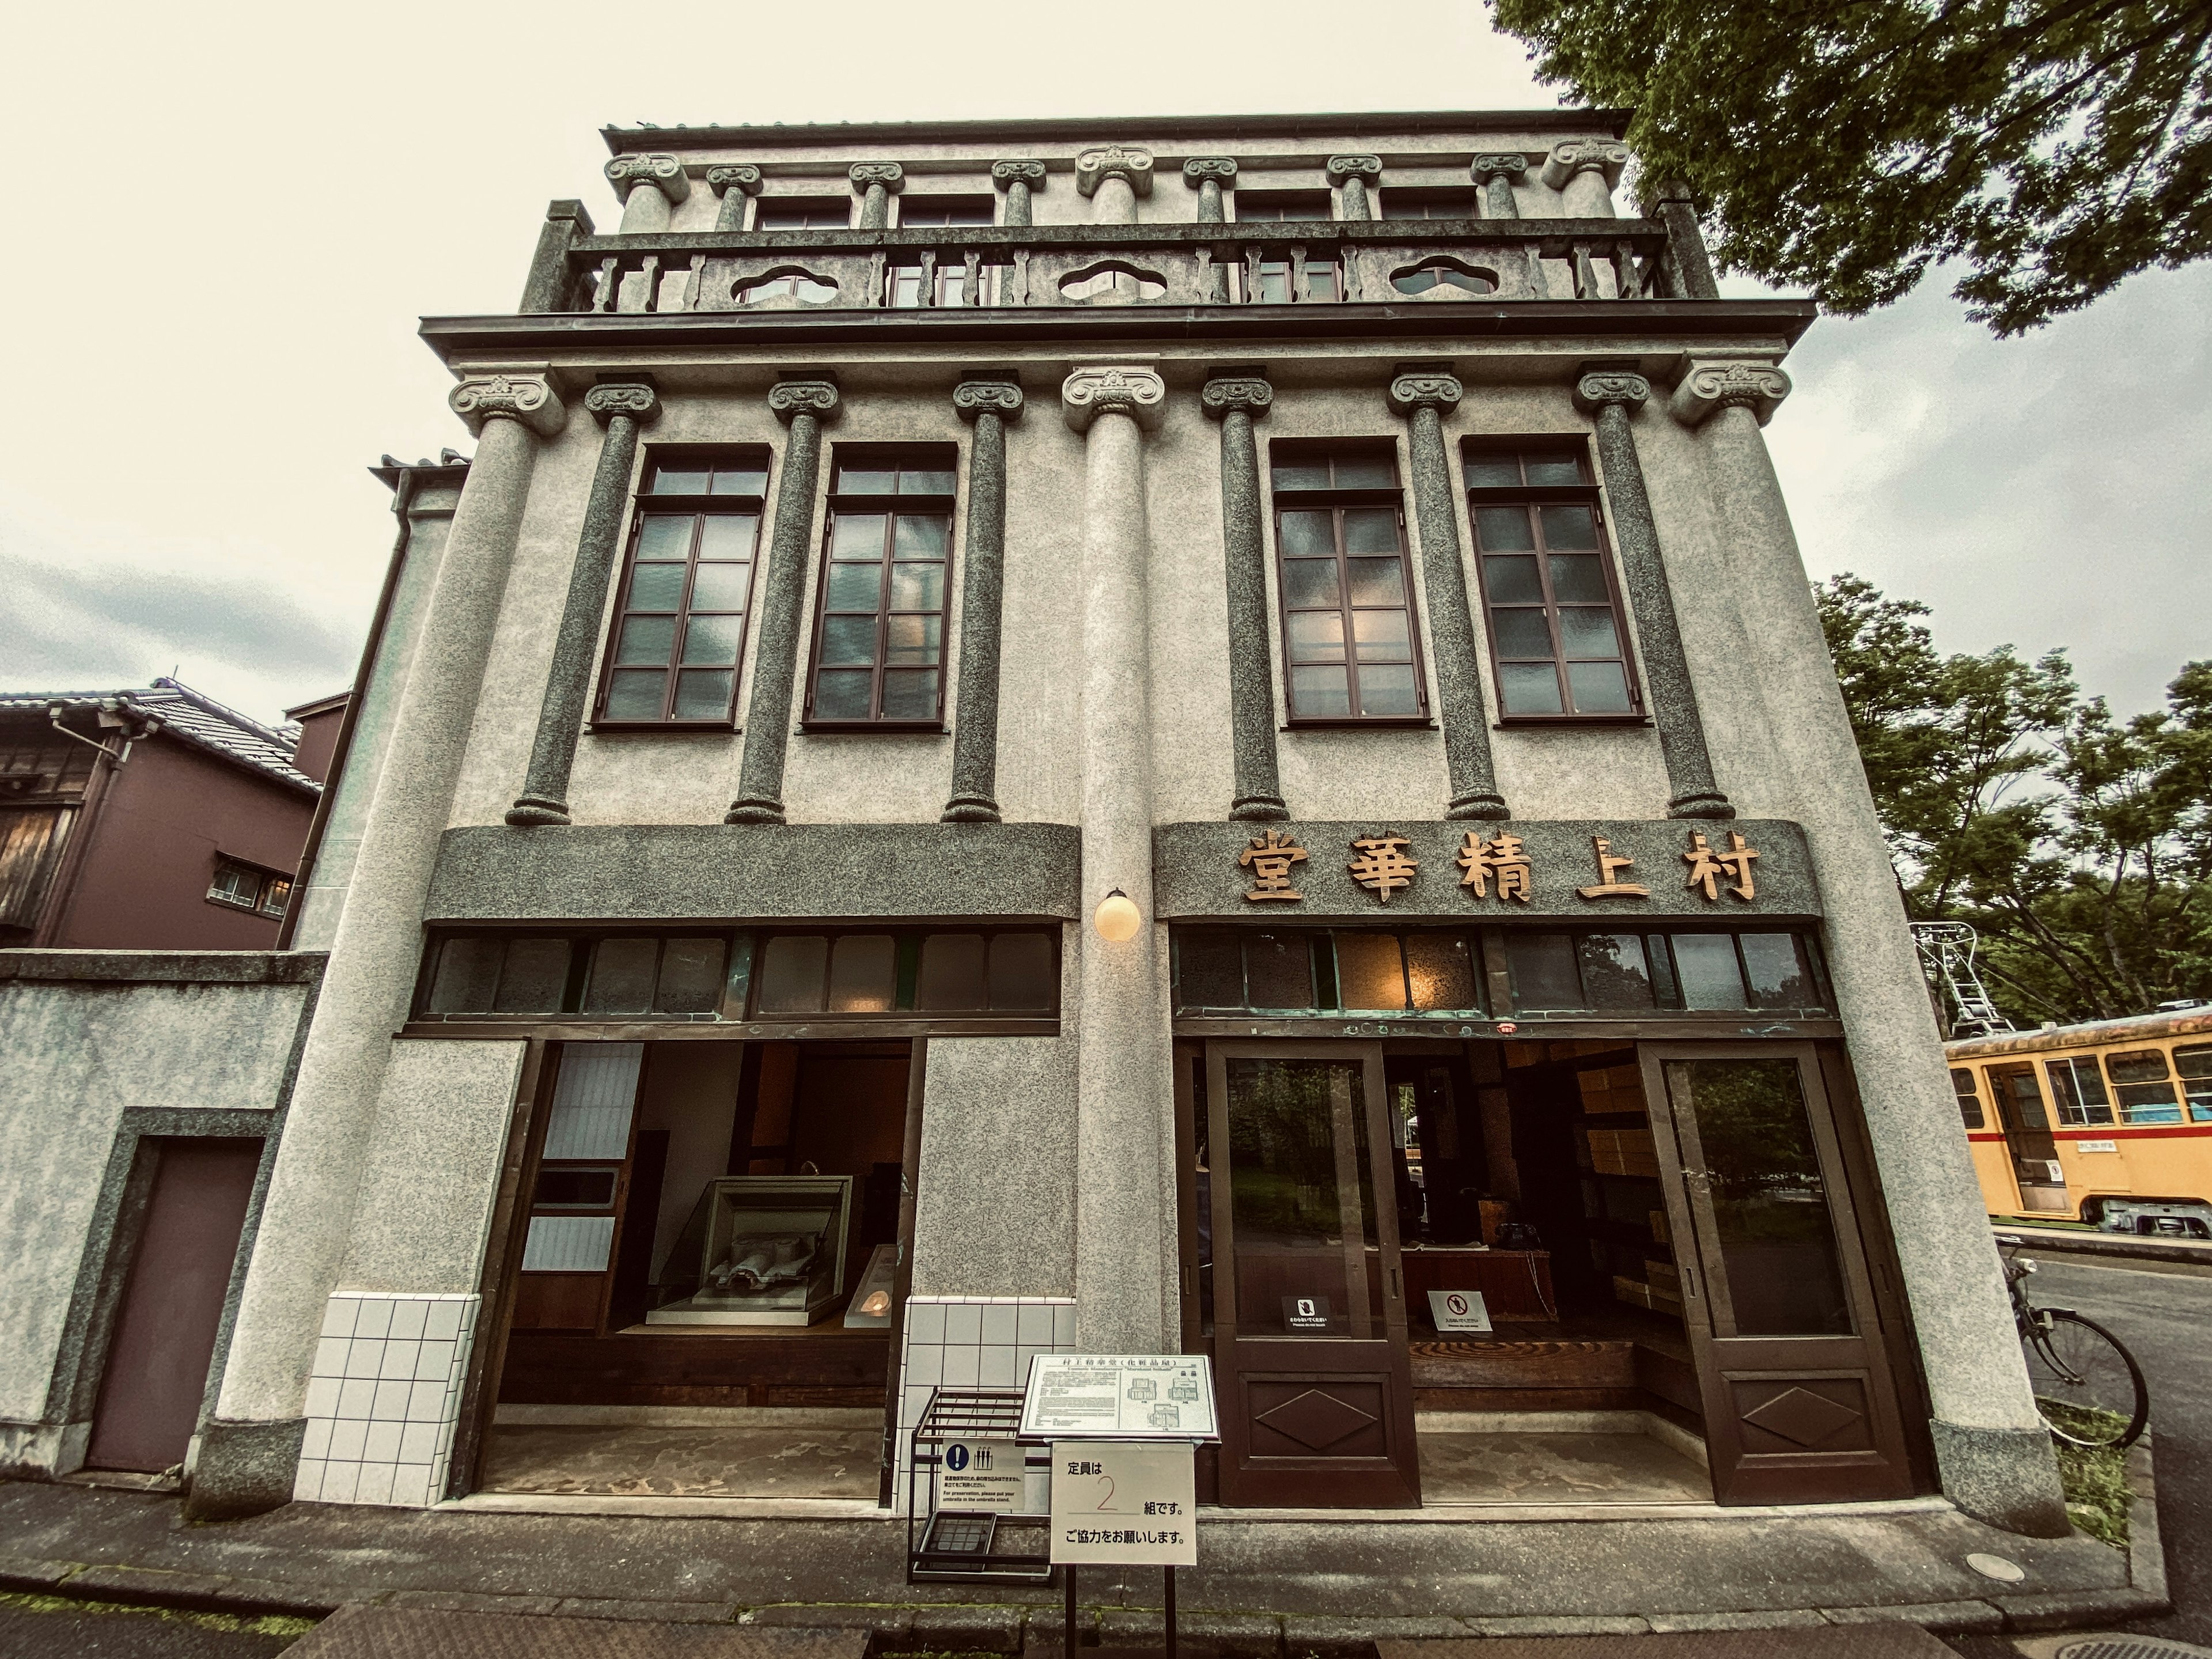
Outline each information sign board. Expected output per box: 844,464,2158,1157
1019,1354,1218,1440
1426,1289,1493,1333
938,1436,1026,1510
1049,1439,1196,1565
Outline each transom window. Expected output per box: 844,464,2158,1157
805,448,957,726
1236,191,1332,222
1270,441,1425,722
1464,442,1640,719
754,198,851,230
897,198,995,228
1382,188,1481,220
597,450,768,727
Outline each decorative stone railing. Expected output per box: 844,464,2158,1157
521,219,1689,316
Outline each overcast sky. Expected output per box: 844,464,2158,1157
5,1,2205,729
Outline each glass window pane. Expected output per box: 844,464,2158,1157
429,935,503,1013
494,938,572,1014
1666,1059,1851,1336
2174,1044,2212,1079
618,616,677,665
2105,1049,2171,1082
680,614,744,666
757,935,828,1014
1244,932,1315,1008
603,669,667,722
811,669,873,720
885,615,942,666
1272,460,1330,491
819,615,878,666
1304,262,1341,301
584,938,660,1014
839,467,897,494
894,514,950,557
688,563,752,612
2069,1055,2112,1105
1499,662,1565,714
1357,664,1421,715
1334,455,1396,488
1672,934,1749,1009
880,669,940,721
917,933,988,1011
1175,930,1245,1009
1491,608,1554,659
824,562,882,611
1287,611,1346,663
903,466,957,494
637,515,695,558
1483,554,1544,603
1474,506,1535,551
1549,554,1609,603
1342,509,1400,554
656,937,728,1013
1524,452,1584,486
1463,455,1520,487
1406,933,1480,1012
1335,932,1408,1011
711,465,768,496
889,563,945,611
672,670,734,721
1279,510,1334,556
1345,557,1405,606
652,468,710,495
1225,1058,1378,1335
697,516,757,559
532,1167,619,1209
1558,607,1622,658
1290,665,1350,718
2116,1082,2181,1123
627,562,687,611
1539,504,1599,548
828,934,897,1013
1352,610,1410,661
1567,661,1634,713
1506,933,1582,1010
1740,932,1816,1009
832,513,888,558
988,933,1056,1012
1577,933,1654,1009
1282,558,1341,608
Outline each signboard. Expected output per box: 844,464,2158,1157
1049,1440,1196,1566
2076,1140,2119,1154
1282,1295,1332,1332
1020,1354,1218,1440
1426,1289,1493,1334
938,1435,1026,1510
842,1243,899,1328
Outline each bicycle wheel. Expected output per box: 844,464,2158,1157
2024,1311,2149,1449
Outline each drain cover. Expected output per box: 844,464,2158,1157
1965,1551,2026,1582
2056,1641,2212,1659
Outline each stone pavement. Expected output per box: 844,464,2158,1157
0,1475,2166,1653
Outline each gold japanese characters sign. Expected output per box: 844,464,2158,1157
1456,832,1532,902
1228,827,1771,908
1238,828,1308,902
1346,834,1419,903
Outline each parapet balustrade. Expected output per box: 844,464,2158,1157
525,219,1687,316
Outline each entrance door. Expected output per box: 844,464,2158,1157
1206,1041,1420,1507
1987,1064,2069,1212
1639,1044,1914,1503
87,1138,262,1473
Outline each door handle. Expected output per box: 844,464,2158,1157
1387,1267,1401,1301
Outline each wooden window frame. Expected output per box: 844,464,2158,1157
591,448,771,732
1234,190,1334,223
1269,440,1430,728
893,197,996,230
801,445,960,732
1461,438,1645,725
1379,187,1482,221
752,197,854,231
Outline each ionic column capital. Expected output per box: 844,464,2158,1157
449,372,566,438
1388,370,1463,417
953,378,1025,423
1540,141,1630,191
1062,365,1165,432
1201,376,1272,420
1671,359,1791,427
768,379,842,425
849,162,905,194
707,164,763,199
1075,146,1154,198
584,381,661,427
993,158,1047,188
1326,154,1382,184
1470,153,1530,185
1573,368,1652,415
1183,157,1238,187
604,154,691,205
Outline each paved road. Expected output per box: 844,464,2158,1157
0,1599,300,1657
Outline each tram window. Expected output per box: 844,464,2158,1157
1950,1069,1985,1129
2175,1044,2212,1122
2105,1048,2183,1123
2045,1056,2115,1126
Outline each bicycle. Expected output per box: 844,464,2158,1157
1997,1234,2149,1450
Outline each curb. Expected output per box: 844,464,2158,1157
2124,1431,2169,1611
1998,1228,2212,1270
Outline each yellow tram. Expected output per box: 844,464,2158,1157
1948,1009,2212,1237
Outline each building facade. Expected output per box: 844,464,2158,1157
5,110,2069,1539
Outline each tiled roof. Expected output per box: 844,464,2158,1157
1,678,320,794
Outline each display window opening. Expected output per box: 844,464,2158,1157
475,1038,912,1502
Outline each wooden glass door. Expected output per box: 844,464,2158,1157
1206,1040,1421,1507
1639,1042,1914,1503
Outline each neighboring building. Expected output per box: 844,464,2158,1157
0,679,329,949
3,111,2070,1547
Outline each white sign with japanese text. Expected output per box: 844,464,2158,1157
1049,1439,1196,1566
1020,1354,1218,1440
1426,1289,1493,1333
938,1436,1026,1510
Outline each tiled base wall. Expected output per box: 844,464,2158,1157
294,1291,478,1507
895,1294,1075,1513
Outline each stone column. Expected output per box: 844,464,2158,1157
1470,154,1527,219
1328,155,1382,221
850,162,904,230
726,379,841,825
1388,369,1509,821
1541,141,1629,218
708,165,762,232
1076,146,1153,224
993,160,1045,226
1202,373,1287,821
198,373,565,1519
519,199,596,312
506,381,661,827
1639,177,1721,299
1571,369,1731,820
605,154,690,233
1672,358,2067,1536
942,377,1024,823
1062,365,1173,1354
1182,157,1237,222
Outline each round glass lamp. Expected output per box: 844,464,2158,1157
1093,888,1142,942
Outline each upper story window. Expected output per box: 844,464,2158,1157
1270,441,1425,724
897,198,995,228
1463,442,1640,721
1382,188,1480,220
1250,255,1341,304
1237,191,1332,222
804,447,957,728
755,198,851,231
596,450,769,728
209,858,291,919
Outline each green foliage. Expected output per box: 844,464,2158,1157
2039,1404,2134,1546
1488,0,2212,333
1816,574,2212,1022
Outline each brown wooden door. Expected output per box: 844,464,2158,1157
88,1138,261,1473
1206,1040,1420,1507
1638,1043,1914,1503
